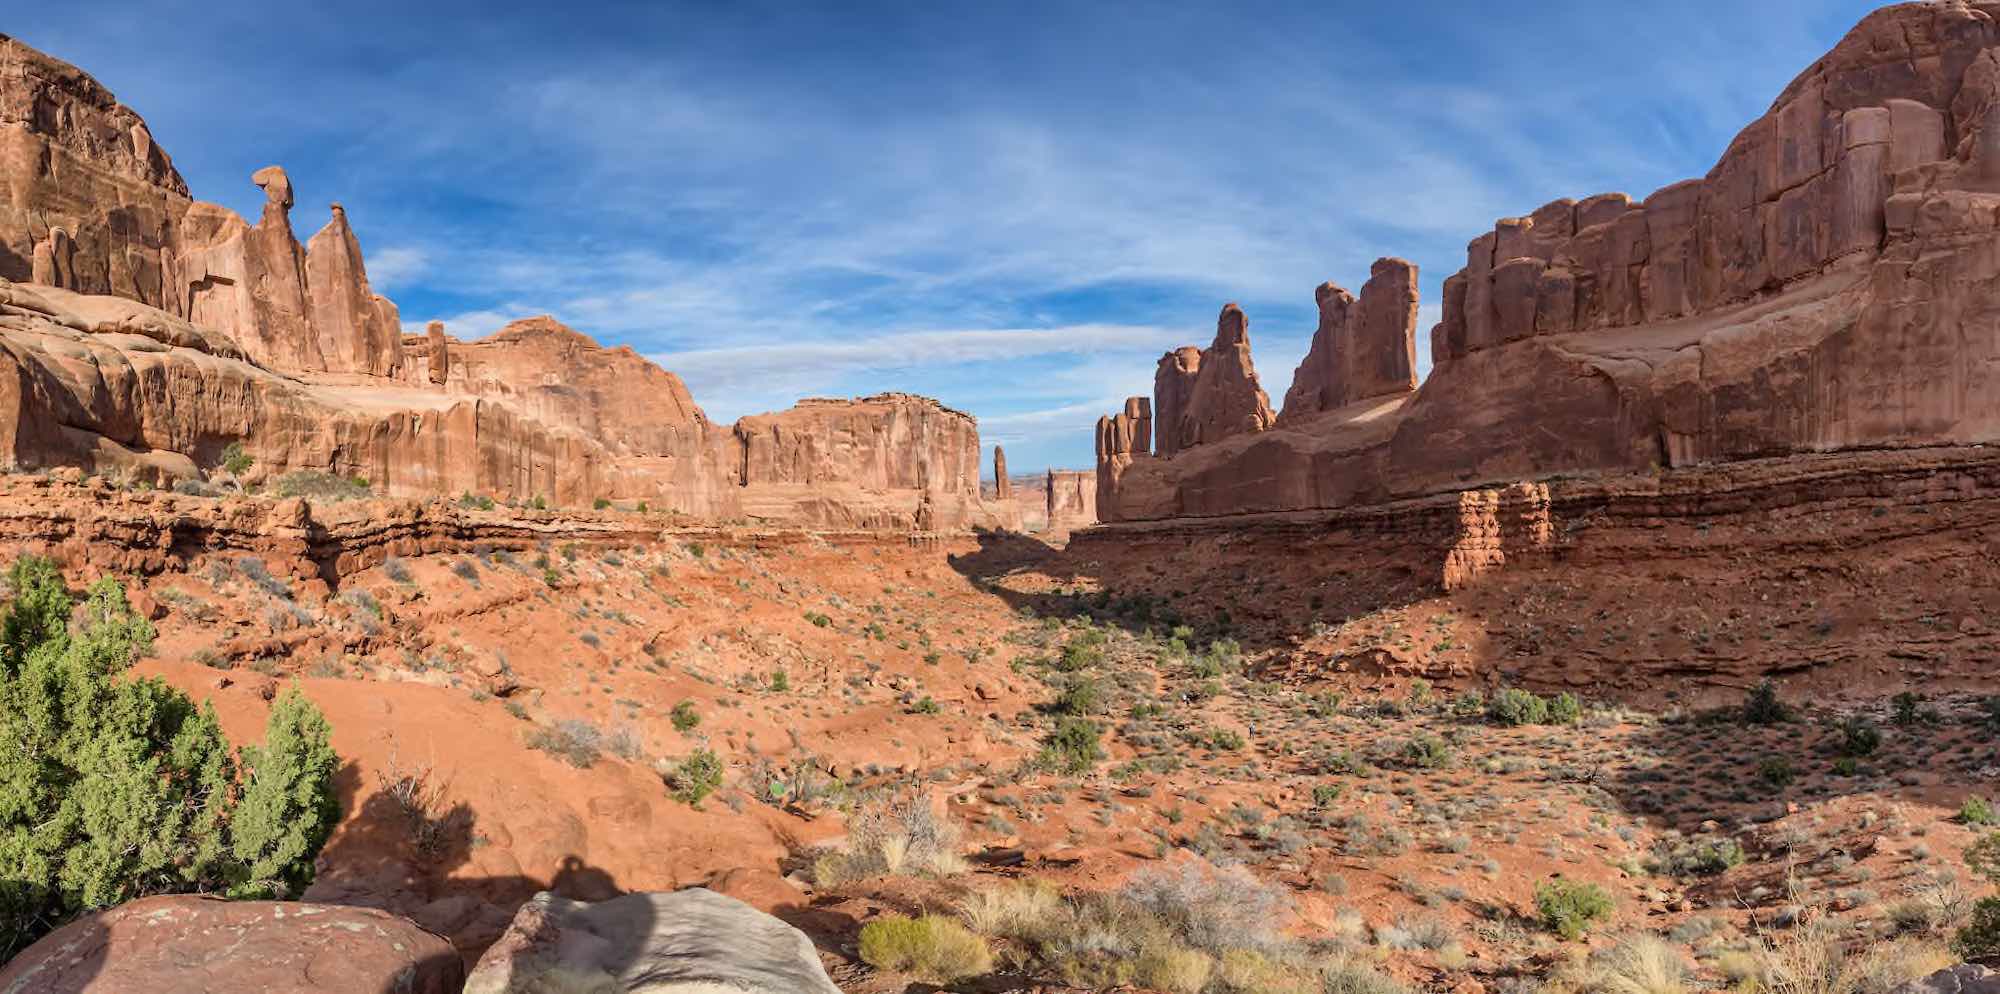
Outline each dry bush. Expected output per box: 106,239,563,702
1544,934,1690,994
957,879,1063,942
526,719,603,768
949,857,1403,994
814,796,967,885
1119,857,1291,954
375,746,473,864
1751,925,1953,994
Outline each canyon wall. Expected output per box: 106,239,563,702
1097,0,2000,522
0,33,995,530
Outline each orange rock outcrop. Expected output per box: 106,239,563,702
0,33,997,530
1098,1,2000,523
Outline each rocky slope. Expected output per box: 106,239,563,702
0,32,994,530
1097,0,2000,523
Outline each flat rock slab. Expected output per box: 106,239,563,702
0,894,462,994
464,887,842,994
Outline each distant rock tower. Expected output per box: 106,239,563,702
994,446,1011,500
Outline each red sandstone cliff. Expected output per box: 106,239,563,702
1098,0,2000,523
0,33,997,530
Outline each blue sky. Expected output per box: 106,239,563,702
15,1,1884,474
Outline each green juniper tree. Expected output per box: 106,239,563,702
0,557,340,960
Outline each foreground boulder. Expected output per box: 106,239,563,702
464,888,842,994
1894,964,2000,994
0,894,462,994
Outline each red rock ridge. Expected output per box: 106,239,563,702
1097,1,2000,523
0,34,1001,531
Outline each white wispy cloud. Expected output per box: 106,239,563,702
648,325,1179,389
363,246,429,291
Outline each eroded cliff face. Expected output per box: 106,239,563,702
1097,0,2000,523
0,33,187,305
0,34,998,530
0,280,991,527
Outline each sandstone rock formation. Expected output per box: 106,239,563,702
305,203,403,376
1152,347,1200,458
1279,258,1419,425
0,280,992,526
728,392,986,528
462,888,842,994
993,445,1011,499
0,34,1002,531
443,316,708,459
1151,306,1274,457
1046,468,1097,531
0,33,187,305
1098,1,2000,523
0,894,463,994
409,319,450,385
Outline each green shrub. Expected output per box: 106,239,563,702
1052,676,1102,716
1488,688,1549,726
1535,877,1613,940
1058,639,1104,672
909,696,941,715
1957,896,2000,959
1651,835,1746,877
1038,718,1104,774
1838,717,1881,757
1966,831,2000,884
1744,680,1790,724
1894,691,1922,726
592,497,611,510
272,471,371,501
666,749,723,807
768,669,790,693
1204,728,1245,752
221,441,253,476
1965,797,1996,827
1450,691,1484,719
1402,732,1453,769
670,699,700,732
0,558,340,958
858,914,994,982
1759,756,1795,787
1548,691,1581,725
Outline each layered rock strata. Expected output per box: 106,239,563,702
0,33,997,530
1098,1,2000,523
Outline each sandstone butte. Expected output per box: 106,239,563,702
1096,0,2000,524
0,32,1093,534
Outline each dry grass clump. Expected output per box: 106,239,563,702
814,796,968,885
1741,925,1953,994
1543,934,1690,994
948,857,1406,994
